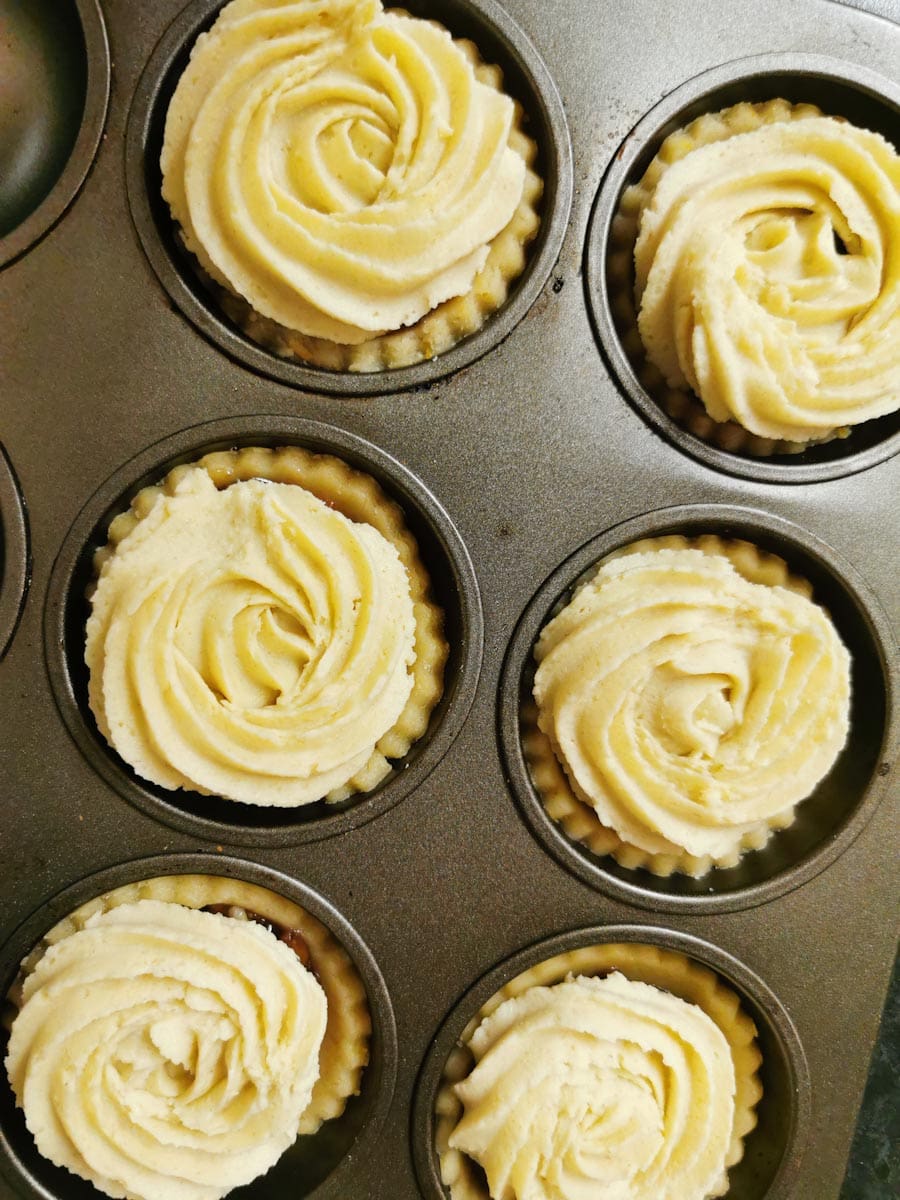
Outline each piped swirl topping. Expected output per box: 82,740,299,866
86,468,417,805
5,900,327,1200
449,972,736,1200
633,106,900,442
161,0,527,344
533,545,851,861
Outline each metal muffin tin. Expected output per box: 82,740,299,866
0,1,898,1198
0,0,110,269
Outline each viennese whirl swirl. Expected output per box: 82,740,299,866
449,973,737,1200
86,467,418,805
5,901,327,1200
533,541,850,869
630,102,900,442
161,0,533,356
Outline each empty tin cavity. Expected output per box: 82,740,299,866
498,503,896,913
585,53,900,484
0,444,29,659
44,416,482,847
124,0,572,396
413,924,810,1200
0,853,396,1200
0,0,109,269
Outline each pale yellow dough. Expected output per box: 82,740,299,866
448,973,735,1200
5,900,327,1200
161,0,528,346
631,104,900,442
531,539,851,869
86,467,417,806
438,942,763,1200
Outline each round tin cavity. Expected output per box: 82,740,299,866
412,924,810,1200
124,0,572,396
0,0,110,270
44,415,483,847
0,444,29,660
585,53,900,484
0,853,396,1200
498,503,896,914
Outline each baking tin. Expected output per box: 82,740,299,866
585,52,900,484
499,503,897,913
44,415,483,847
0,0,110,269
412,924,811,1200
124,0,574,396
0,445,29,660
1,1,898,1198
0,853,397,1200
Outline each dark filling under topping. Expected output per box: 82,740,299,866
202,903,314,972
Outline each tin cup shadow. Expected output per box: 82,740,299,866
498,504,897,914
412,925,810,1200
0,0,109,269
585,53,900,483
0,445,29,660
44,416,483,848
125,0,573,396
0,854,396,1200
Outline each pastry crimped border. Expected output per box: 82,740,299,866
525,534,816,878
91,444,448,804
183,20,543,374
436,940,763,1200
7,874,371,1136
608,98,834,457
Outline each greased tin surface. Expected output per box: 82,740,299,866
0,2,898,1199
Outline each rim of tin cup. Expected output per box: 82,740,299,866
0,0,110,270
584,52,900,484
412,923,811,1200
44,414,483,847
124,0,573,396
0,444,30,660
498,503,898,914
0,852,397,1200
